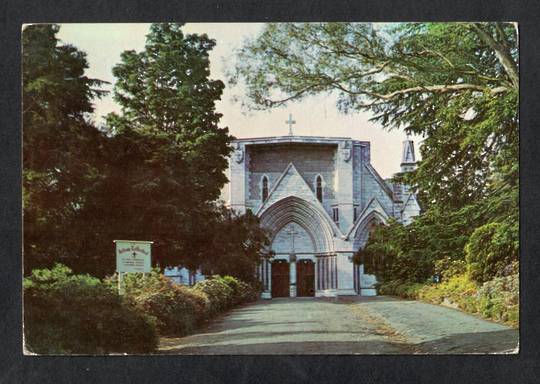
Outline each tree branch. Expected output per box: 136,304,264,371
364,83,508,100
471,23,519,89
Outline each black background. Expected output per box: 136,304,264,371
1,1,538,383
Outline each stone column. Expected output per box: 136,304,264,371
229,142,247,214
289,255,297,297
336,141,354,232
337,253,357,296
261,259,272,299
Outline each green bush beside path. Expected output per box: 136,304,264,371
24,264,259,354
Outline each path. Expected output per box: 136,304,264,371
159,296,518,354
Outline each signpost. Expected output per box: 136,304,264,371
114,240,153,294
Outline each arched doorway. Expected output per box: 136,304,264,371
271,222,316,298
352,211,387,295
259,196,337,298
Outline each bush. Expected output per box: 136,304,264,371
24,265,260,354
417,274,478,309
476,270,519,326
377,280,424,299
379,271,519,328
106,272,258,336
106,271,209,336
465,221,518,283
434,257,467,281
193,276,235,315
221,275,259,305
24,264,158,354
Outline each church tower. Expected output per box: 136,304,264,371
400,138,416,173
396,137,421,225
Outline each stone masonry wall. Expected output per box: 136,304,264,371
271,222,315,254
247,144,336,214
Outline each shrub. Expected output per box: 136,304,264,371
434,257,467,281
379,271,519,328
193,276,235,315
24,264,158,354
221,275,258,305
105,272,259,337
106,271,210,336
476,271,519,327
417,274,478,309
465,221,518,283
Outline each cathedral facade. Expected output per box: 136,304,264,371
228,134,420,298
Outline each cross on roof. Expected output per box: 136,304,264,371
285,113,296,136
286,225,299,253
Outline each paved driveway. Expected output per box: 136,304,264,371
159,296,518,354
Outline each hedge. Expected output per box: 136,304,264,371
109,273,259,334
24,265,260,354
24,264,158,354
106,271,210,337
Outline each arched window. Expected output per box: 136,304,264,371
316,175,323,203
262,176,269,201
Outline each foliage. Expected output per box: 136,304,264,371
238,23,518,289
193,276,235,315
378,272,519,327
22,24,108,274
191,275,258,316
24,265,259,354
232,23,518,208
105,272,257,336
434,257,467,281
78,23,233,273
23,24,269,279
105,270,209,336
204,208,271,283
220,275,260,305
465,221,519,283
358,209,473,283
476,268,519,325
24,264,158,354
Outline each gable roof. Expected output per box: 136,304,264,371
364,163,395,200
346,197,391,240
256,162,343,237
401,192,421,214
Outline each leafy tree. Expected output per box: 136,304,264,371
232,22,517,208
22,24,107,273
204,208,271,283
83,23,233,274
233,22,518,283
23,23,269,280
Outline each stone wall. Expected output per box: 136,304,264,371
247,144,336,213
271,222,315,254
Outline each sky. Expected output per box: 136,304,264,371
57,23,421,184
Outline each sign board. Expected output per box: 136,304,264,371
114,240,153,273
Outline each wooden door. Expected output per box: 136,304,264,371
296,259,315,297
271,261,290,298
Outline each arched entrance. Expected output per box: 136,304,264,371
258,196,337,298
352,210,387,295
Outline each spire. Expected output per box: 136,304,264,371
400,138,416,173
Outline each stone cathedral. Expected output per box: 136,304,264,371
228,125,420,298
